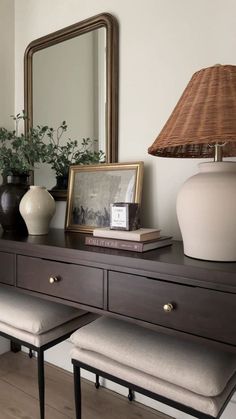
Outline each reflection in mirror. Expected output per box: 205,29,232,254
24,13,118,200
33,28,106,191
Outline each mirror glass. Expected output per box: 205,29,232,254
33,29,106,191
24,13,118,200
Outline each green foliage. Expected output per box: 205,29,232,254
0,115,105,178
42,122,105,177
0,112,48,176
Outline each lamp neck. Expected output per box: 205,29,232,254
214,144,223,162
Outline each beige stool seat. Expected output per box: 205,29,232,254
0,285,90,347
0,285,94,419
71,317,236,419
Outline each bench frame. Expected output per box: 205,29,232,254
0,329,74,419
72,359,234,419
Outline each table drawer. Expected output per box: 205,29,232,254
17,255,104,308
108,271,236,345
0,251,15,285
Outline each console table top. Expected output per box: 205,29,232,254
0,228,235,292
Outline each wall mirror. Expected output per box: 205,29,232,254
24,13,119,200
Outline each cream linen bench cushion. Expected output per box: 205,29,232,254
0,285,89,347
0,285,96,419
70,317,236,418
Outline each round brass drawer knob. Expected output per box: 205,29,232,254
163,303,174,313
49,276,58,284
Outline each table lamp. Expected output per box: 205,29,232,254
148,64,236,261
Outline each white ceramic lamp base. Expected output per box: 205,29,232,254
176,162,236,262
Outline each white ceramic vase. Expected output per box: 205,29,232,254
19,186,56,235
176,162,236,262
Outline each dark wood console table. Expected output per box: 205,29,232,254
0,228,236,353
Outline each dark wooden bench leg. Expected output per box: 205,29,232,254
37,349,45,419
74,365,82,419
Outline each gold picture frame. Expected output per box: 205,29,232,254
65,162,144,233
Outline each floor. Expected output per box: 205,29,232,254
0,351,172,419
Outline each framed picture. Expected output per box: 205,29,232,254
65,162,144,233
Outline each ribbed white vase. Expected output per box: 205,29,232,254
176,162,236,261
19,186,56,235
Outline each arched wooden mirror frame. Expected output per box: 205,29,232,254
24,13,119,200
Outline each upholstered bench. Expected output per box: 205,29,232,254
70,317,236,419
0,285,96,419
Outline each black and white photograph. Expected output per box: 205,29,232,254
65,162,143,232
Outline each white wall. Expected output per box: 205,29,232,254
10,0,236,418
0,0,15,127
0,0,15,353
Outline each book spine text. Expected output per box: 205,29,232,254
85,236,143,252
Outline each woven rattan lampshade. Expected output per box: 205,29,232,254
148,65,236,158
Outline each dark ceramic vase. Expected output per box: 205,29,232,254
0,174,29,233
52,175,68,190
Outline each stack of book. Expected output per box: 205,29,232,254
85,227,172,252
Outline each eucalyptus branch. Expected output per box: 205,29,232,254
43,123,105,177
0,114,105,178
0,112,50,176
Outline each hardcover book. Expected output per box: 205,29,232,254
93,227,161,242
85,235,172,252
